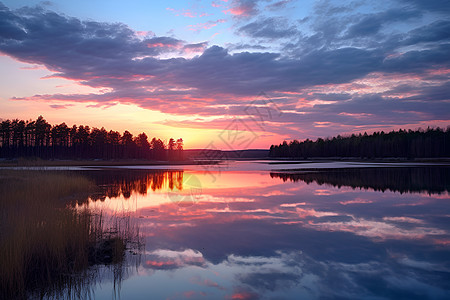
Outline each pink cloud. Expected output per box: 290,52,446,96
223,7,246,16
147,42,182,49
227,290,259,300
222,0,257,17
135,30,155,37
145,259,180,268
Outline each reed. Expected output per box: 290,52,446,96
0,170,140,299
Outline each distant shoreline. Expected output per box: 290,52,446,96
265,157,450,163
0,158,221,167
0,157,449,167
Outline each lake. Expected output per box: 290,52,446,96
1,161,450,299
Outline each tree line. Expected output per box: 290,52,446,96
0,116,183,160
269,127,450,159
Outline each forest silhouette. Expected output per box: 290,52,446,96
0,116,183,160
270,127,450,159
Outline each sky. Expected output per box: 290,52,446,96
0,0,449,149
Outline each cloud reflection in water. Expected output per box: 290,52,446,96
82,166,450,299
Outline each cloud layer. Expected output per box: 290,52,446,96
0,0,449,143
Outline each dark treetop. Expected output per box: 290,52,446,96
269,127,450,159
0,116,183,160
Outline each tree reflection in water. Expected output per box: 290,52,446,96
3,166,449,299
83,170,184,201
270,166,450,195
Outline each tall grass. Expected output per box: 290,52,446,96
0,170,141,299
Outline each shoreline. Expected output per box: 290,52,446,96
0,157,449,167
0,158,221,167
266,157,450,163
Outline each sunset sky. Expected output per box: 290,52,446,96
0,0,449,149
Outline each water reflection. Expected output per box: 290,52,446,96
85,170,184,200
0,170,143,300
270,166,450,195
3,165,449,299
76,166,450,299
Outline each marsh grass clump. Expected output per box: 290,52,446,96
0,170,140,299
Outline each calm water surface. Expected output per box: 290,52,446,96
3,161,449,299
70,161,450,300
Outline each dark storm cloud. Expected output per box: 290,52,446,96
382,44,450,74
0,2,445,97
146,36,183,47
310,93,352,101
399,81,450,102
228,43,269,51
0,3,182,75
398,0,450,13
312,93,450,122
109,45,382,99
237,17,299,39
290,47,384,85
401,20,450,45
292,1,446,56
183,41,208,52
313,0,358,16
346,9,421,38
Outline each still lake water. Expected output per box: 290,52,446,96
7,161,450,299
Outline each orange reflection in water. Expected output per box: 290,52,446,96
73,167,450,300
82,170,281,211
79,168,450,245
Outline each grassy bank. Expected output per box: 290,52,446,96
0,170,137,299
